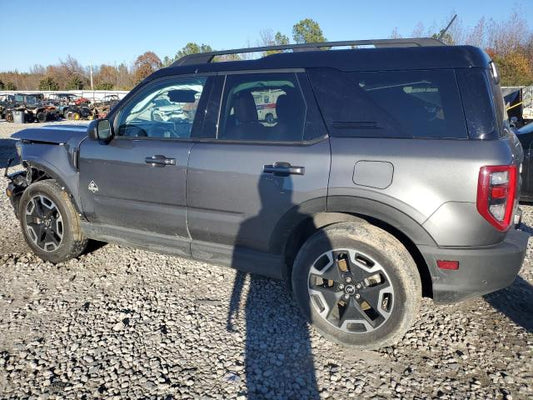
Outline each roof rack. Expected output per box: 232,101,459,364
170,38,445,67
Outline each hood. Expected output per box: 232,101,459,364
11,124,89,145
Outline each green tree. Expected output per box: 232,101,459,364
162,55,173,67
38,76,59,91
175,43,213,60
66,75,85,90
292,18,326,44
0,80,4,90
95,82,114,90
432,32,455,45
5,82,17,90
275,32,290,45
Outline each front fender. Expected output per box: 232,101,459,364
20,143,83,214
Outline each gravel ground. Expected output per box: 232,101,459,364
0,121,531,399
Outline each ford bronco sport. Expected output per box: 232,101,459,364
5,38,529,349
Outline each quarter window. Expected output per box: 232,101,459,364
115,77,207,139
308,68,468,139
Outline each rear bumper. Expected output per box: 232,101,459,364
418,228,529,304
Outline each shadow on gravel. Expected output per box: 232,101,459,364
227,175,320,399
0,139,18,168
484,276,533,333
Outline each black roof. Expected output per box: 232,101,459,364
148,40,490,84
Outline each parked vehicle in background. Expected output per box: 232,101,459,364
5,39,529,349
46,93,79,118
3,93,60,123
514,122,533,201
503,85,533,128
92,94,120,118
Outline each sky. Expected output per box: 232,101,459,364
1,0,531,72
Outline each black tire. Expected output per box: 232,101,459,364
291,221,421,349
19,180,88,263
37,112,47,123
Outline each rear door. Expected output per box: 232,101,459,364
187,71,330,273
78,75,212,255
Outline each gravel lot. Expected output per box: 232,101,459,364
0,121,532,399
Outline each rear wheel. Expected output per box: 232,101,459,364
292,222,421,349
19,180,88,263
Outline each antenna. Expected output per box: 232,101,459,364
438,14,457,41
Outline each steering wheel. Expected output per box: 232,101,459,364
149,124,179,138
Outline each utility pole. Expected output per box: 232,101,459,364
90,65,94,101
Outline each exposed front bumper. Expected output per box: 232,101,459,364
5,171,27,217
418,228,529,303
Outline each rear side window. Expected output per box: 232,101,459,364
218,72,325,142
308,68,468,139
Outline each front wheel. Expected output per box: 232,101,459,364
19,180,88,263
292,222,421,349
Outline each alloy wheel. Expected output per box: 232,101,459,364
308,249,394,333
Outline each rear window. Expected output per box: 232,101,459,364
308,68,468,139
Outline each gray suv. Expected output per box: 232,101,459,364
5,38,529,349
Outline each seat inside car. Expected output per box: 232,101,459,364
225,91,266,140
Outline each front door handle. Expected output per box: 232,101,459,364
263,161,305,176
145,155,176,167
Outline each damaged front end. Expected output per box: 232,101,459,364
5,156,30,218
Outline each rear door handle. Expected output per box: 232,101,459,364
145,155,176,167
263,161,305,176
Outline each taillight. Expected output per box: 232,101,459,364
476,165,517,231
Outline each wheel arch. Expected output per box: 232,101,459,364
276,196,436,298
22,161,83,216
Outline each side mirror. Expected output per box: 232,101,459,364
88,119,113,142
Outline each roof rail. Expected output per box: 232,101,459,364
170,38,445,67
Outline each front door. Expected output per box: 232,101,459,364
79,75,211,255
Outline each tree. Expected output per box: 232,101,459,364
95,82,114,90
0,80,4,90
175,42,213,60
162,56,173,67
491,50,533,86
94,64,118,90
432,31,455,45
133,51,162,84
275,32,290,45
292,18,326,44
39,76,59,91
5,82,17,90
389,27,402,39
66,75,85,90
116,63,133,90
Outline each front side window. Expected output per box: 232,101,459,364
218,73,308,142
115,76,207,139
